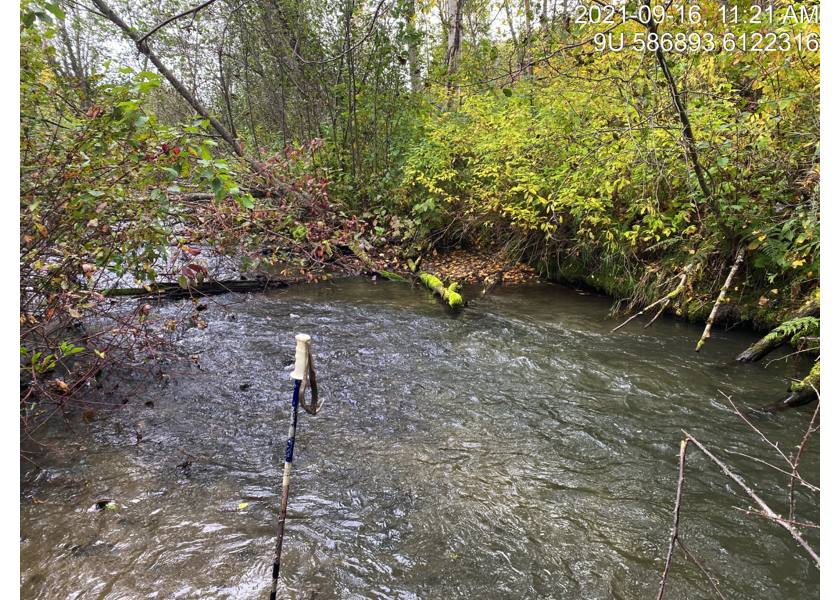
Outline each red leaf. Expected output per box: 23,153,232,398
173,147,180,155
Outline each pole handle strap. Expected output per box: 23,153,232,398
290,333,323,415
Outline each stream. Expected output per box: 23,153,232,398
20,278,819,599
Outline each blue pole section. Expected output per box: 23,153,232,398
270,333,311,600
270,379,301,600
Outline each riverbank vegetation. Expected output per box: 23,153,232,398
21,0,819,438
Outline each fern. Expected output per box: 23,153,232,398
765,316,819,344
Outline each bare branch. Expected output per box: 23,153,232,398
136,0,220,48
656,438,688,600
683,431,820,566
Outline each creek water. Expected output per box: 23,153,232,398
20,278,819,599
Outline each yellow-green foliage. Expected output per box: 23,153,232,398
401,0,819,291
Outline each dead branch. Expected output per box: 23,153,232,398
790,400,820,522
644,301,670,329
656,438,688,600
734,508,820,529
723,449,819,492
695,247,744,352
136,0,220,47
612,260,697,333
675,538,729,600
682,431,820,566
720,392,795,471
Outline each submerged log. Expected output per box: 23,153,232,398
736,298,820,362
762,362,820,410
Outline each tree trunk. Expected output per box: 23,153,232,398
445,0,463,106
90,0,265,177
406,0,420,93
645,0,718,223
57,15,91,105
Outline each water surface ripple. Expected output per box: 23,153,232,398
20,278,819,599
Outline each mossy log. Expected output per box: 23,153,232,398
736,298,820,362
419,272,464,308
763,362,820,409
346,241,409,282
376,270,408,282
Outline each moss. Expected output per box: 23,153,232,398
446,291,464,307
420,273,444,289
420,272,464,308
790,362,820,393
377,270,407,281
444,283,463,307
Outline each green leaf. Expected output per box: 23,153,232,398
133,116,149,127
177,275,188,289
502,88,513,97
717,157,729,167
239,195,254,209
34,11,53,24
211,177,226,201
44,3,66,19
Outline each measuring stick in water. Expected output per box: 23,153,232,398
270,333,311,600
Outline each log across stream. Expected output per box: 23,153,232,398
20,278,819,599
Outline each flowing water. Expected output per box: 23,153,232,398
20,278,819,599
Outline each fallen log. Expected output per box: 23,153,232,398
345,241,408,282
762,362,820,410
695,247,745,352
736,297,820,362
104,278,290,300
419,273,464,308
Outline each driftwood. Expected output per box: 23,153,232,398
736,298,820,362
695,248,745,352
